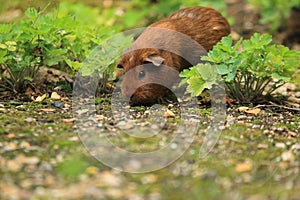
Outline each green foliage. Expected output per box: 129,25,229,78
101,0,233,30
180,33,300,103
180,64,219,96
248,0,300,32
0,2,125,92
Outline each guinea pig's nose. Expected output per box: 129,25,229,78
121,85,132,99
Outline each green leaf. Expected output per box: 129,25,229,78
271,73,290,82
216,64,230,75
221,35,233,49
0,50,7,63
225,71,236,82
196,64,216,79
187,77,206,96
65,59,82,71
25,7,39,19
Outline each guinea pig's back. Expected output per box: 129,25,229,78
164,6,230,51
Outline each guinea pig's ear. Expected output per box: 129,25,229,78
144,56,164,66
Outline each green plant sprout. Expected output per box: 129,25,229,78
180,33,300,103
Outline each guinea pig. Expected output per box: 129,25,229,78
117,6,231,105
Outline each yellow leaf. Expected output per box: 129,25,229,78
0,43,7,49
5,41,16,46
33,94,47,103
245,108,261,115
61,118,76,123
235,161,253,173
164,109,175,117
86,166,99,175
7,46,17,51
40,108,56,112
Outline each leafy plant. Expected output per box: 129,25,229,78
248,0,300,32
180,33,300,103
0,3,120,92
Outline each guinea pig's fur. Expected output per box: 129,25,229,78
118,6,231,105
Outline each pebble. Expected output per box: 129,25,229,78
281,151,296,162
170,143,178,149
287,131,297,137
257,143,268,149
24,117,36,123
275,143,286,148
252,124,260,129
237,115,247,120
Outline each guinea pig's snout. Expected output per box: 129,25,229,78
121,83,132,99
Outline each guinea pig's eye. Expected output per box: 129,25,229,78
138,70,145,80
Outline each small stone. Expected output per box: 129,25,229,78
52,101,64,108
50,92,61,100
287,131,297,137
170,143,178,149
281,151,295,162
291,143,300,150
237,115,247,120
252,124,260,129
275,143,286,148
257,143,268,149
263,130,269,134
24,117,36,123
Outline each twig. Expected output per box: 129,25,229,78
254,102,300,112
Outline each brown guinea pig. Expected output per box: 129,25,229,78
117,6,230,105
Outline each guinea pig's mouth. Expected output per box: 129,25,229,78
129,91,157,106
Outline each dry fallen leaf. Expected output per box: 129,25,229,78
7,133,16,139
61,97,70,101
50,92,61,100
32,93,47,103
25,87,34,98
61,118,76,123
96,115,105,119
86,166,99,175
64,103,71,109
164,109,175,118
238,106,249,112
245,108,261,115
235,161,253,173
40,108,56,112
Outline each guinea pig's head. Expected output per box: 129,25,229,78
117,49,178,105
